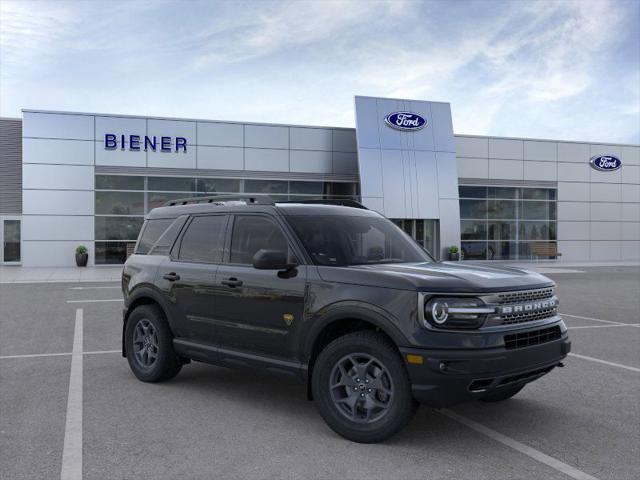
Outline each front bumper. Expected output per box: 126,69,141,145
400,332,571,408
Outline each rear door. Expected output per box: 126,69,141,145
212,214,307,361
157,214,229,343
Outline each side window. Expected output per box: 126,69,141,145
136,218,173,254
178,215,227,263
149,215,188,256
229,216,289,265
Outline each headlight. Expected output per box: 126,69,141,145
423,297,495,329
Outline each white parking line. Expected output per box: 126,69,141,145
66,299,122,304
0,350,119,360
568,323,640,330
440,409,600,480
569,353,640,373
60,308,83,480
69,286,120,290
560,313,627,325
0,352,72,360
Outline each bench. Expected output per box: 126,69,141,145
530,242,562,260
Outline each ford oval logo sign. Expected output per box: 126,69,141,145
384,112,427,131
590,155,622,172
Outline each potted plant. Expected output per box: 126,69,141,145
75,245,88,267
448,245,460,261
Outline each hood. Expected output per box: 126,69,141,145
316,262,553,293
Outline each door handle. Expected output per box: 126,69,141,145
221,277,243,288
162,272,180,282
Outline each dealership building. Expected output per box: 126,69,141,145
0,95,638,267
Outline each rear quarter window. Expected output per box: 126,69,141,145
136,217,180,255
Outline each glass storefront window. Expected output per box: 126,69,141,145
197,178,240,193
522,188,556,201
461,242,488,260
147,176,196,192
95,241,135,265
95,216,144,241
389,219,439,258
487,221,516,240
244,179,288,194
521,201,556,220
487,241,517,260
459,186,487,198
519,221,556,240
460,220,486,240
460,199,487,219
95,175,144,190
488,199,516,219
95,191,144,215
290,181,323,195
458,185,557,260
94,175,361,264
324,182,358,197
487,187,517,199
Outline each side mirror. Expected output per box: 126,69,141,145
252,249,296,270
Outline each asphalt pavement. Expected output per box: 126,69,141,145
1,266,638,480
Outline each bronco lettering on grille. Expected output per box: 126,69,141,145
499,298,556,315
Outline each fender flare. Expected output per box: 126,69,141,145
122,285,175,356
302,301,409,362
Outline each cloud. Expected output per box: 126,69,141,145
0,0,638,143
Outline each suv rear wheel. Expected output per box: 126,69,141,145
312,331,418,443
125,304,182,382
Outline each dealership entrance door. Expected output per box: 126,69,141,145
390,219,439,260
1,217,21,264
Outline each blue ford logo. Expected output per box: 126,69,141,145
590,155,622,172
384,112,427,131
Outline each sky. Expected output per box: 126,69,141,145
1,0,639,143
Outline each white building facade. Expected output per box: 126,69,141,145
0,95,637,267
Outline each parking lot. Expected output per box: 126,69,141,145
1,265,639,480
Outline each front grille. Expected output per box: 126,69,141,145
497,287,554,305
501,306,558,325
504,326,561,350
497,287,557,325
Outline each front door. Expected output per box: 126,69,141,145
1,217,21,264
213,214,307,361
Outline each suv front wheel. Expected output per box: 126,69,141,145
125,304,182,382
312,331,418,443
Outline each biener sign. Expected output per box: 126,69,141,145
104,134,188,152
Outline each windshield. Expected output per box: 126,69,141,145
286,214,433,266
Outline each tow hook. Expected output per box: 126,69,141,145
557,362,565,368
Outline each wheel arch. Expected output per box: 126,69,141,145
303,304,409,400
122,286,173,357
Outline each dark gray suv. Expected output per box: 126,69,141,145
121,195,570,443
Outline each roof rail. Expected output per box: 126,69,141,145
277,199,368,209
164,194,275,207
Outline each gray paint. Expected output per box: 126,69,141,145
0,118,22,214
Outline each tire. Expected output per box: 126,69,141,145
125,304,182,382
479,384,524,402
312,331,418,443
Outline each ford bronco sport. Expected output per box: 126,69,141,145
122,195,570,443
